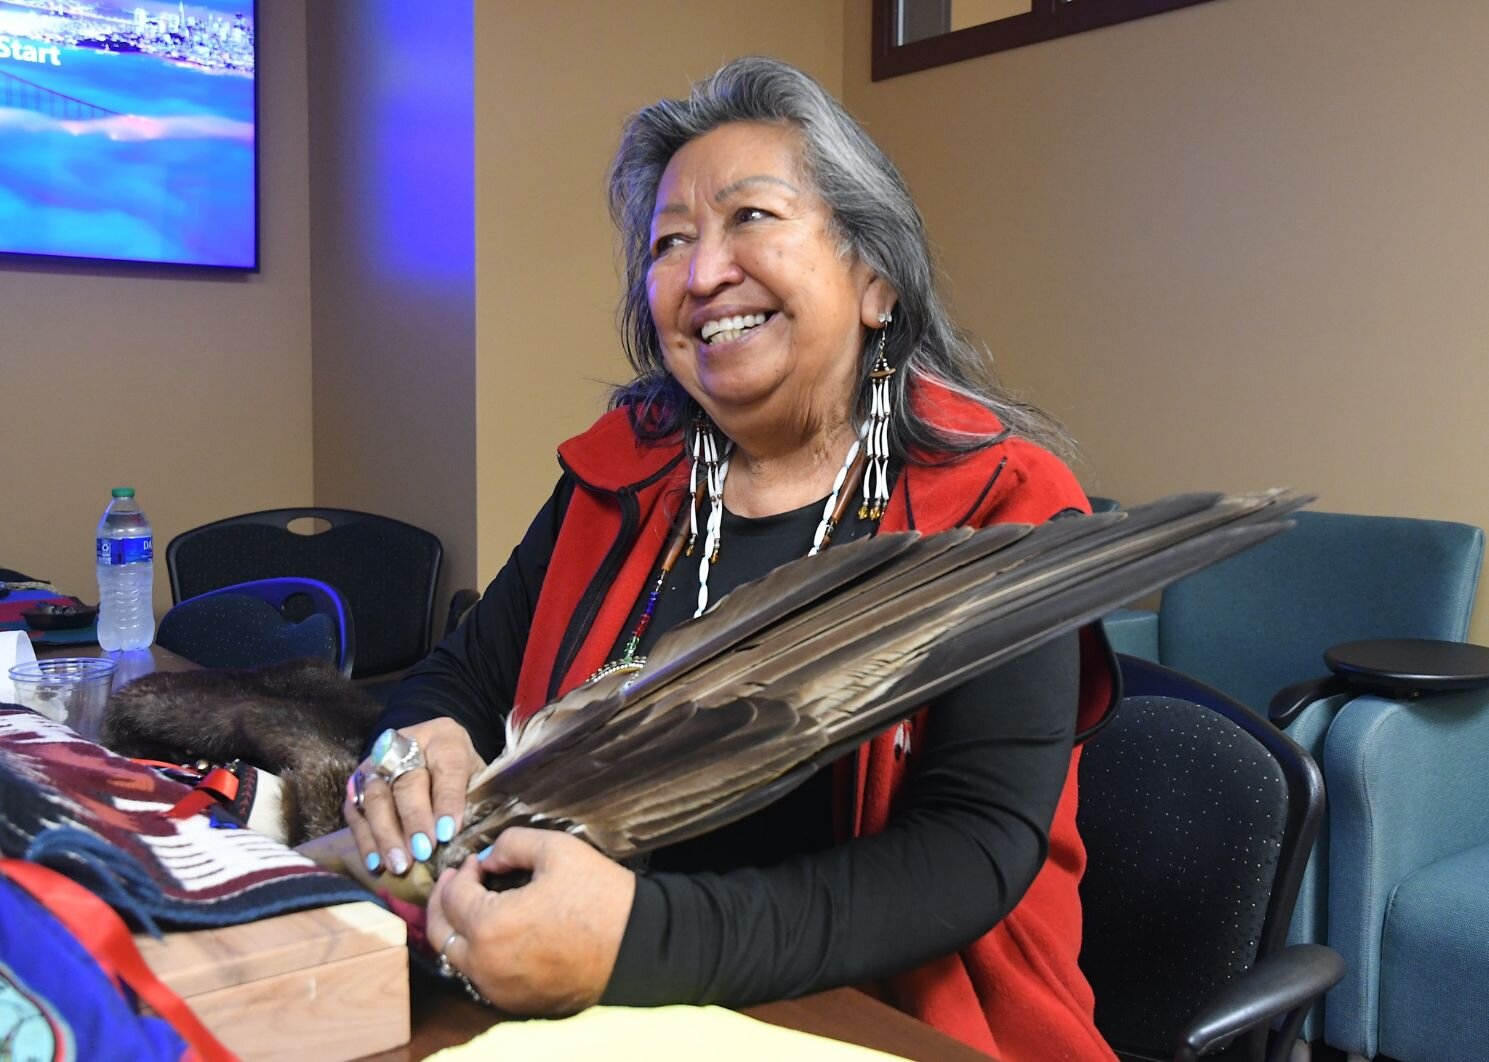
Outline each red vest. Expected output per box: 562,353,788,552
513,382,1117,1061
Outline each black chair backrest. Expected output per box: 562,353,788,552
167,508,441,679
1078,656,1324,1062
157,580,350,674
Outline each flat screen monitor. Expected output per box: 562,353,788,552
0,0,257,269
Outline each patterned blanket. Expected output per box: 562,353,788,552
0,705,370,934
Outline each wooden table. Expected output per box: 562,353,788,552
42,643,992,1061
362,981,991,1061
36,641,197,683
39,641,198,672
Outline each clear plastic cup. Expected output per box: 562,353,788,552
7,657,117,732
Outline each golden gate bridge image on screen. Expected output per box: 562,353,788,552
0,65,121,118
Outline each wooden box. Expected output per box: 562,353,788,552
136,901,409,1061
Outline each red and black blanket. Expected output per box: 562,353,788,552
0,706,369,934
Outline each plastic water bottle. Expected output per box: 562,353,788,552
96,487,156,651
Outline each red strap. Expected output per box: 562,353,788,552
166,790,221,821
197,767,240,803
0,859,237,1062
165,766,240,821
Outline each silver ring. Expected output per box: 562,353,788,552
370,728,425,784
348,768,367,812
436,929,460,979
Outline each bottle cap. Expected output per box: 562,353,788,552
111,487,136,498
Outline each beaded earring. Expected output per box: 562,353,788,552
687,416,727,558
861,311,895,521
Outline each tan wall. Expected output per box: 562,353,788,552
843,0,1489,639
0,0,313,618
306,2,477,616
472,1,844,581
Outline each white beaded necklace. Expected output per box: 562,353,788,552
691,422,869,617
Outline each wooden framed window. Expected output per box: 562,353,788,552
872,0,1220,80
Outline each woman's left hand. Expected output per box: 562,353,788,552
426,827,636,1015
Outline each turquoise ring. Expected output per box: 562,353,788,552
369,728,424,784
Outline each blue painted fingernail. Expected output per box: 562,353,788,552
411,832,433,862
388,847,410,875
365,852,381,872
436,816,455,843
478,845,493,861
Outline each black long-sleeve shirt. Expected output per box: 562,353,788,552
377,477,1078,1006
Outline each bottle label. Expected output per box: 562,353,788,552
96,536,153,565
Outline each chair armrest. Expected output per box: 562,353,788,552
1322,689,1489,1055
1328,688,1489,896
1102,608,1158,661
1268,675,1350,728
1176,944,1345,1062
1274,639,1489,727
445,588,480,637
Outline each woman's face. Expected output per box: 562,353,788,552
647,122,891,437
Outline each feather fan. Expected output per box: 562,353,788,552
300,489,1311,899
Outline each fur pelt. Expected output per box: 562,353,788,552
101,659,382,845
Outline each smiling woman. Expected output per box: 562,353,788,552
356,57,1119,1062
644,122,890,503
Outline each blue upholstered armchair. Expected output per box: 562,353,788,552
1100,508,1485,1051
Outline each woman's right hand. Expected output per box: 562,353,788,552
344,717,483,876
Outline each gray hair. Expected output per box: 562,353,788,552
607,55,1074,461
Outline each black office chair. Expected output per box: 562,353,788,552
167,508,468,680
156,577,355,676
1077,656,1344,1062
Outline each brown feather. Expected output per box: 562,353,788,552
298,490,1312,890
